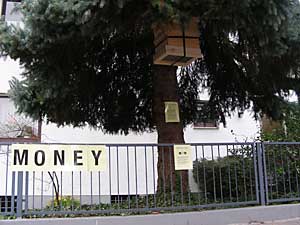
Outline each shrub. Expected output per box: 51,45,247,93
46,196,80,210
193,148,256,203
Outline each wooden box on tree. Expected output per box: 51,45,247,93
153,18,202,66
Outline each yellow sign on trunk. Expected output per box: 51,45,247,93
164,101,180,123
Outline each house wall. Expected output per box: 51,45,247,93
41,110,259,144
0,97,39,139
0,96,15,123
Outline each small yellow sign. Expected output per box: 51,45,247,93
10,144,107,172
165,101,180,123
174,145,193,170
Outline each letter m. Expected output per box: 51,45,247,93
13,149,28,165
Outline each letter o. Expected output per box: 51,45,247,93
34,150,45,166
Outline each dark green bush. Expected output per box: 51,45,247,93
193,149,256,203
46,196,80,210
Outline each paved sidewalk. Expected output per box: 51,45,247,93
1,204,300,225
231,217,300,225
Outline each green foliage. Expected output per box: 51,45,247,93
46,196,80,210
264,145,300,200
0,215,16,220
261,103,300,200
262,102,300,142
5,0,155,134
0,0,300,133
284,104,300,141
193,148,256,202
43,193,200,215
192,145,300,202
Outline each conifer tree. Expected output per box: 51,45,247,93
1,0,300,192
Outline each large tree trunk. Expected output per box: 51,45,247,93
153,65,189,196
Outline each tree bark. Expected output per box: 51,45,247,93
153,65,189,195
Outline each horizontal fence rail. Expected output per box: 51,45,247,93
0,142,299,218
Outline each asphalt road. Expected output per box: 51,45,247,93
231,217,300,225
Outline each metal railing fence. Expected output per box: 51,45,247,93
263,142,300,203
0,142,299,218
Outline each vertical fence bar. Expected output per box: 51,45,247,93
188,175,191,206
279,145,287,197
295,147,300,197
169,146,174,206
233,145,239,202
60,171,63,210
144,146,149,208
98,171,101,205
24,172,29,213
71,171,74,211
195,146,201,205
10,172,15,215
211,145,216,203
152,146,156,208
32,171,35,209
5,145,9,213
298,148,300,197
168,147,174,207
256,143,266,205
109,146,112,207
285,146,292,195
162,146,166,206
116,146,120,209
241,146,247,201
261,143,269,204
226,145,232,202
266,147,272,200
180,170,183,205
127,146,130,209
272,147,279,199
234,158,239,202
202,145,207,204
16,172,23,218
90,171,93,205
217,145,223,203
134,146,138,209
248,146,254,201
79,171,82,209
51,172,54,210
41,172,43,210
